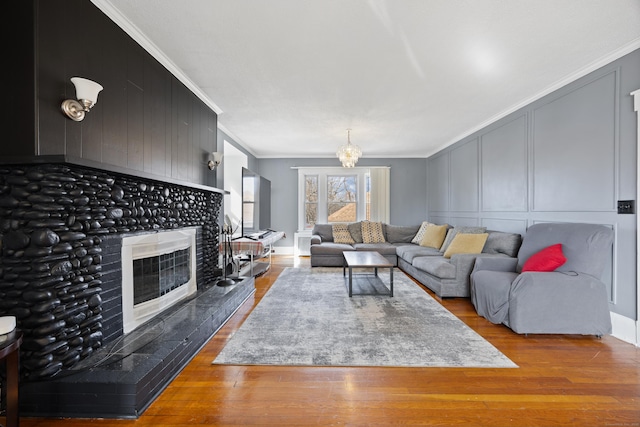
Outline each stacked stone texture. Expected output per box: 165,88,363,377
0,164,222,379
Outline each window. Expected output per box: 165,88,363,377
327,175,357,223
242,173,255,230
297,167,389,231
304,175,318,228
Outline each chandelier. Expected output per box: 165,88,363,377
336,129,362,168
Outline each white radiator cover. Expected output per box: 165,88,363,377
294,232,312,256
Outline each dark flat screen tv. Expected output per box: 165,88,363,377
241,168,271,236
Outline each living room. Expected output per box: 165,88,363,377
3,1,640,426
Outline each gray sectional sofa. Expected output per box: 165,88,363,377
310,222,522,298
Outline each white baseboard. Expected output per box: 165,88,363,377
610,312,638,346
272,245,294,255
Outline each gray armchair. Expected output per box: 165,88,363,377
470,223,613,336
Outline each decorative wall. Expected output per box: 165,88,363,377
0,163,222,379
426,48,640,321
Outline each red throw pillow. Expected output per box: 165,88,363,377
522,243,566,272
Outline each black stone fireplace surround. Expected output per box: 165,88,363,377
0,160,253,417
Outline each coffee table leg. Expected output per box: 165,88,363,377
390,267,394,297
349,267,353,297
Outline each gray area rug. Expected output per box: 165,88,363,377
213,267,517,368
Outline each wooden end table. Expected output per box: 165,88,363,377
1,330,22,427
342,251,394,297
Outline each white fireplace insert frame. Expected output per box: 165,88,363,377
121,227,198,334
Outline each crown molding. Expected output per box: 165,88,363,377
427,38,640,158
90,0,223,115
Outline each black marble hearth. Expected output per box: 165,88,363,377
19,276,255,418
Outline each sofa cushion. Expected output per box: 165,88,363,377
361,221,386,243
420,224,448,248
312,224,334,242
386,224,420,243
443,233,489,259
354,242,398,255
412,256,456,279
396,245,442,263
332,223,355,244
310,242,355,255
440,226,487,253
348,222,363,243
521,243,566,272
411,221,432,244
483,231,522,257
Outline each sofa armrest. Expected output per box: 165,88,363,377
310,235,322,245
472,256,518,274
450,253,512,274
508,272,612,335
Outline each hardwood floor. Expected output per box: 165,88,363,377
17,255,640,426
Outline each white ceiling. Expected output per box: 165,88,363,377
95,0,640,159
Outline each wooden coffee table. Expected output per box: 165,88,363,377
343,251,394,297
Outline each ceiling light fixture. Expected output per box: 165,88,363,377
336,129,361,168
61,77,103,121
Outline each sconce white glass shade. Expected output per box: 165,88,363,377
71,77,103,105
62,77,103,121
208,152,224,170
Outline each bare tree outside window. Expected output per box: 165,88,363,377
305,175,318,228
327,175,357,223
365,172,371,221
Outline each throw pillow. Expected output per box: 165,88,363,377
332,223,355,244
443,233,489,258
361,221,386,243
440,226,487,253
521,243,566,272
348,222,363,243
419,224,448,249
411,221,432,244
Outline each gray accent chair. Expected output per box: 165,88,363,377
470,223,613,336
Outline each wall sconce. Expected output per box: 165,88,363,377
61,77,103,122
208,152,224,170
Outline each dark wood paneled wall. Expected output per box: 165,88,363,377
12,0,217,187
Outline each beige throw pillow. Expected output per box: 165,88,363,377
332,223,355,244
419,224,448,248
411,221,432,244
443,233,489,258
440,226,487,252
361,221,386,243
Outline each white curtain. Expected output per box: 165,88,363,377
369,167,390,223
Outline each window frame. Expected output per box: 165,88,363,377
297,167,370,231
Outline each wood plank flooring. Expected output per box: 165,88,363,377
16,255,640,426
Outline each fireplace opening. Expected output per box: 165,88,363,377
122,228,198,334
133,248,191,304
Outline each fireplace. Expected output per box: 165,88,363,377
0,162,259,418
0,163,222,379
121,228,198,334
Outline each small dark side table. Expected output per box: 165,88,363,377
0,330,22,427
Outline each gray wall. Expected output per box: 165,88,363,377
256,158,428,248
216,128,258,191
426,48,640,320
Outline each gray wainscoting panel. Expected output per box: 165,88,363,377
428,153,449,212
430,216,449,225
481,116,528,212
449,217,481,227
450,139,479,212
481,218,527,235
532,71,617,212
